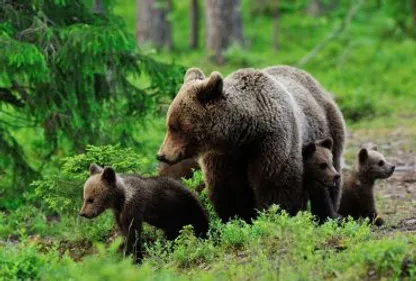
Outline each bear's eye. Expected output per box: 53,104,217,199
319,163,328,170
378,160,384,166
169,123,180,133
87,198,94,204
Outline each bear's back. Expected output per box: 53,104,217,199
223,68,304,135
121,175,207,231
263,66,340,143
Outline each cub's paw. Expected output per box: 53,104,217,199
373,215,385,227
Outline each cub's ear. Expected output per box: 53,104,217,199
184,68,205,83
358,148,368,164
318,138,333,150
89,163,103,176
371,144,378,151
302,143,316,160
102,167,116,184
196,71,223,104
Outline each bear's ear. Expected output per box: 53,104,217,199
318,138,333,150
184,68,205,83
196,71,223,104
89,163,103,176
101,167,116,184
358,148,368,164
371,144,378,151
302,143,316,160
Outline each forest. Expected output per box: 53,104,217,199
1,0,416,280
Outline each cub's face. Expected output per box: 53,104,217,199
303,138,340,187
79,164,116,219
358,146,395,180
157,68,224,165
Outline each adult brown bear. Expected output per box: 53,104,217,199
157,65,346,222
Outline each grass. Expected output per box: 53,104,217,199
2,206,416,280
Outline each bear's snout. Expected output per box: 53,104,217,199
157,153,183,165
157,154,170,164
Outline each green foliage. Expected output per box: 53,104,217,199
383,0,416,38
0,0,184,202
32,144,153,214
0,206,50,239
2,208,414,281
0,241,60,281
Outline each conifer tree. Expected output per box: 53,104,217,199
0,0,184,200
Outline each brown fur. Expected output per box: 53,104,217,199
79,164,209,263
302,138,341,223
158,158,205,194
158,158,199,180
338,145,395,226
157,66,346,222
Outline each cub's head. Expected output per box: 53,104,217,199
302,138,340,188
357,144,395,180
79,164,117,219
157,68,224,165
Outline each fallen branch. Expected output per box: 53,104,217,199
297,0,365,67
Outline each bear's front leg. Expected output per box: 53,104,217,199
202,152,256,223
247,140,304,216
307,184,340,223
121,216,143,264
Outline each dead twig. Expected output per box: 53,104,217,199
297,0,365,67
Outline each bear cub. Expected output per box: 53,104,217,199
339,145,395,226
79,164,209,263
302,138,341,223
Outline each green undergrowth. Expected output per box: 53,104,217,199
1,207,416,281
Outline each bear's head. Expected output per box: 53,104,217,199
157,68,224,165
357,144,395,180
79,164,118,219
302,138,340,188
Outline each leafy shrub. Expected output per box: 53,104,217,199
336,89,391,122
0,206,51,239
0,241,59,281
32,144,153,214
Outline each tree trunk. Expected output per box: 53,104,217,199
307,0,337,16
272,0,279,51
231,0,245,45
136,0,172,50
307,0,321,16
413,0,416,30
190,0,199,49
204,0,244,64
92,0,104,14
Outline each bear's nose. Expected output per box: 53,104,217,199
79,212,86,217
157,154,169,164
334,174,341,181
391,165,395,172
